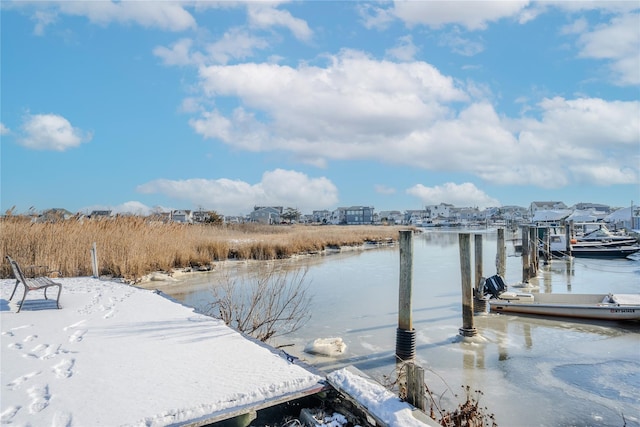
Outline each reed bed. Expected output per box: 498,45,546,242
0,216,408,281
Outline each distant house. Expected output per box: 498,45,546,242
529,201,567,214
312,210,332,224
343,206,374,225
37,208,74,222
148,212,171,223
404,209,428,225
455,207,482,223
482,207,500,220
378,210,403,225
426,203,453,219
531,209,572,223
224,216,243,224
250,207,281,224
573,203,611,214
329,208,346,225
171,210,192,223
192,210,213,223
605,205,640,231
89,210,112,219
499,206,528,222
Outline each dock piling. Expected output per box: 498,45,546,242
565,223,572,256
405,362,427,412
530,226,539,274
521,226,530,283
474,234,483,290
458,234,478,337
496,228,506,278
474,234,487,314
91,242,99,278
396,230,416,361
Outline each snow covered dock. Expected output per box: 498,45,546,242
0,277,325,426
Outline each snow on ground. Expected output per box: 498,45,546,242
0,277,324,426
327,368,438,427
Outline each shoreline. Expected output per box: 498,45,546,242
135,239,399,288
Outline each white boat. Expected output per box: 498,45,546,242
488,292,640,321
543,227,640,259
482,275,640,321
575,224,637,245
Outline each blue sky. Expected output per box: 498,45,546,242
1,1,639,217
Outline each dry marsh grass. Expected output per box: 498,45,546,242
0,216,409,281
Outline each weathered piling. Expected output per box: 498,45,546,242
405,362,426,412
543,227,551,263
496,228,506,277
473,234,487,314
530,226,539,273
474,234,483,290
565,223,572,255
458,233,477,337
396,230,416,361
521,226,530,283
91,242,99,278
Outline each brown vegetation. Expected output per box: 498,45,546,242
0,216,409,281
199,264,312,342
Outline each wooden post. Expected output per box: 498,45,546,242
474,233,488,313
474,234,483,290
565,223,572,255
544,227,551,262
521,226,530,283
496,228,506,277
458,233,477,337
529,226,538,276
91,242,99,278
405,362,426,412
396,230,416,360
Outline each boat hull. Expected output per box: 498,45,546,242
488,293,640,321
569,246,640,258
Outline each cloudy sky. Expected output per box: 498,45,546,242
1,1,638,216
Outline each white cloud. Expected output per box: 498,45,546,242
0,123,9,135
389,1,530,31
137,169,338,215
19,113,92,151
439,30,485,57
550,1,639,15
154,38,203,67
406,182,499,209
188,49,638,189
386,35,418,61
205,27,270,64
60,1,196,32
560,17,589,35
20,1,197,34
154,29,272,67
32,9,58,36
575,12,640,86
358,3,396,30
193,49,467,157
247,3,312,41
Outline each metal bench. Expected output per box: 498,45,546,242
6,255,62,313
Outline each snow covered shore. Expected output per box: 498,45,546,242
1,277,323,426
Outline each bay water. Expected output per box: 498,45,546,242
151,228,640,426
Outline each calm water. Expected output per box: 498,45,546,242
150,229,640,427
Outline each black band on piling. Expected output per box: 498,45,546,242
459,327,478,337
395,328,416,360
473,297,487,314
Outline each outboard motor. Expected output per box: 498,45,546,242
483,274,507,298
